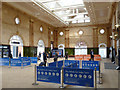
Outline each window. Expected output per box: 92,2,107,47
40,26,43,32
100,29,105,34
15,17,20,25
60,32,63,36
79,31,83,35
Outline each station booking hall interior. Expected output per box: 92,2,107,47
0,0,120,89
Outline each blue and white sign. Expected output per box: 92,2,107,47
65,60,80,68
64,68,94,87
82,61,99,71
30,57,37,63
23,57,31,66
0,58,9,66
37,66,61,84
11,58,22,66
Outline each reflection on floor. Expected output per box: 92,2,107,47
2,58,119,88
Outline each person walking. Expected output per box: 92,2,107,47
54,51,58,62
90,49,94,61
43,52,47,66
65,51,68,60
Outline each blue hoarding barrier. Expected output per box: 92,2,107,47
63,68,94,87
65,63,78,68
11,58,22,66
37,66,61,84
30,57,37,63
0,58,9,66
23,57,31,66
65,60,80,68
49,60,80,68
82,61,99,71
49,60,63,68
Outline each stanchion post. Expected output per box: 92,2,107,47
94,67,97,89
21,58,23,69
32,65,39,85
59,66,65,88
29,57,32,67
8,57,11,68
98,61,102,84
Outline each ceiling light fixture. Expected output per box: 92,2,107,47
115,24,120,28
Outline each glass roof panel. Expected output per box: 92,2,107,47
35,0,90,24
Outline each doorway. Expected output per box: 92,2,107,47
37,40,45,61
99,43,107,58
10,35,23,58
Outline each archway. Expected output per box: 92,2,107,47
75,41,87,55
10,35,23,58
99,43,107,58
58,44,65,57
37,40,45,61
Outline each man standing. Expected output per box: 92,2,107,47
65,51,68,60
90,49,94,61
54,51,58,62
43,52,47,66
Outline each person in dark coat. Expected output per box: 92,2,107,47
39,52,47,66
90,49,94,61
54,51,58,62
43,52,47,66
19,52,21,57
65,51,68,60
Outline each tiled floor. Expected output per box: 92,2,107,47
1,58,119,88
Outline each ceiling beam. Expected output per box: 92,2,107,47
58,12,88,17
64,17,90,22
39,0,59,3
51,4,85,12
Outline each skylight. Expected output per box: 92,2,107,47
33,0,90,24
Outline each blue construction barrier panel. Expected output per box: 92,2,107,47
30,57,37,63
37,66,61,84
65,62,78,68
63,68,94,87
23,57,31,66
48,61,57,67
48,60,63,68
82,61,99,71
11,58,22,66
65,60,80,68
0,58,9,66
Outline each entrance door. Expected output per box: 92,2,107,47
99,43,107,58
10,35,23,58
58,44,64,57
37,40,45,61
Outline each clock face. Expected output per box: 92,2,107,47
60,32,63,36
100,29,105,34
15,17,20,24
79,31,83,35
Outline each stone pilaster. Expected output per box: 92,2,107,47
93,28,98,47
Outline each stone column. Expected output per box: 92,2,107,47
65,30,69,48
93,28,98,47
53,30,58,48
0,2,2,44
29,19,34,46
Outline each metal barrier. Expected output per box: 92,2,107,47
34,60,97,88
